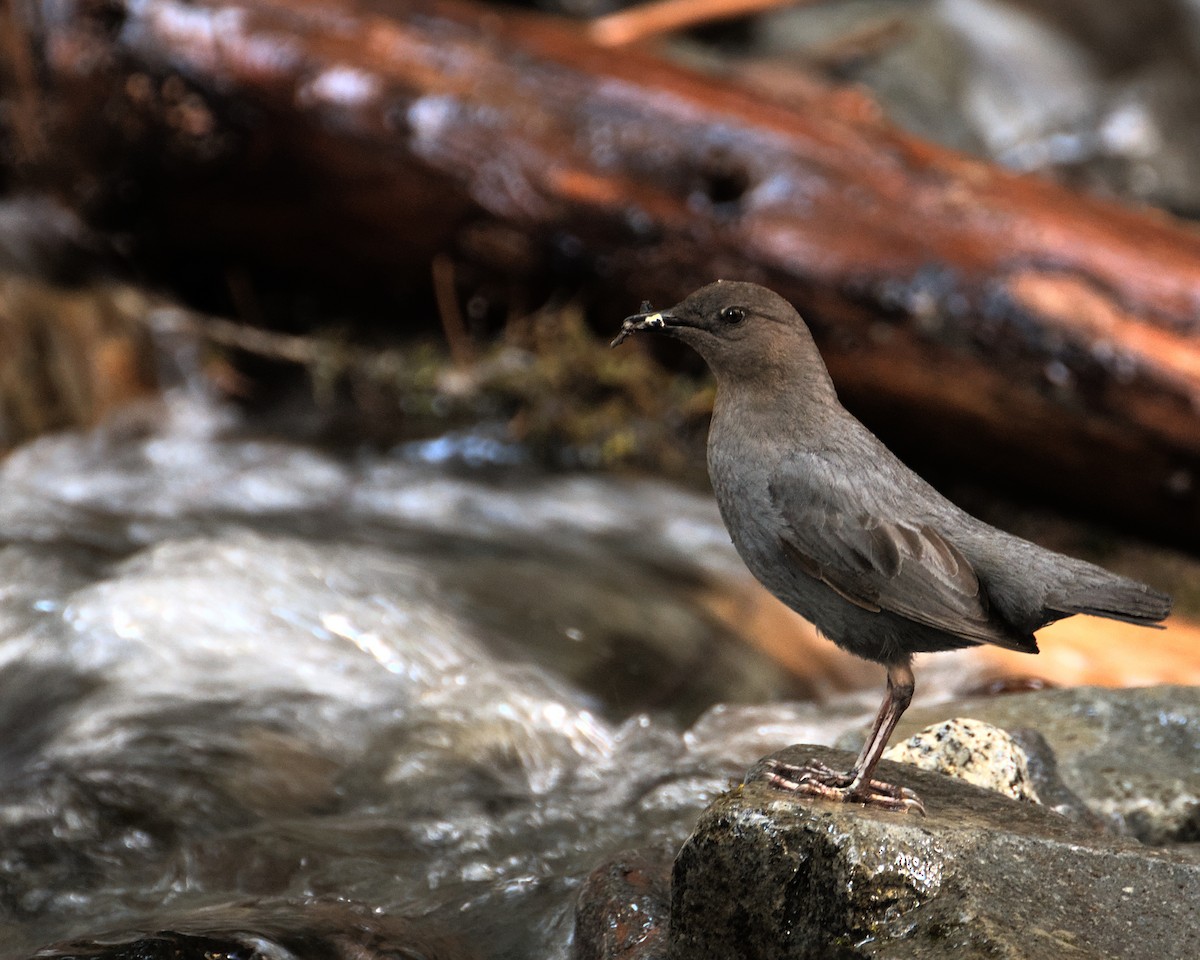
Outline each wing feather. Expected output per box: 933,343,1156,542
768,463,1023,648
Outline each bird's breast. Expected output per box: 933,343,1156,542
706,419,791,591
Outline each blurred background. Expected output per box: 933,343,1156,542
1,0,1199,957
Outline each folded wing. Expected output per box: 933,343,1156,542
768,462,1036,652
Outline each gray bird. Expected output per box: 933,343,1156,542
612,280,1172,812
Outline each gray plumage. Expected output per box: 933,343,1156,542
613,280,1171,810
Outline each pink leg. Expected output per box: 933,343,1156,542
761,662,923,814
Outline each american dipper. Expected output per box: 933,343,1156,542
612,280,1172,813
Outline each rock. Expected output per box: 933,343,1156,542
574,847,672,960
895,686,1200,843
669,744,1200,960
30,899,475,960
1006,727,1112,832
883,717,1040,802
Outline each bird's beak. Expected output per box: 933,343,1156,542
611,301,678,348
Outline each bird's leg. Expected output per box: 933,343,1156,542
761,662,924,814
843,661,918,802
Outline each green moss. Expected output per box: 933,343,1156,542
277,299,714,479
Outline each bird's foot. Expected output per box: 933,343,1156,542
760,758,925,815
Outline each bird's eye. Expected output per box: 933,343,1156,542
721,306,746,325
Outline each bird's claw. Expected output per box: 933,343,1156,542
759,758,925,815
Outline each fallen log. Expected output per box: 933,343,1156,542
25,0,1200,541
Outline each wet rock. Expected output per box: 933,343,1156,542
1007,727,1112,831
573,847,672,960
670,744,1200,960
896,686,1200,843
36,933,249,960
30,899,475,960
883,717,1040,802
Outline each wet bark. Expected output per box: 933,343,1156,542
23,0,1200,540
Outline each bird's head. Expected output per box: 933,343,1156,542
612,280,834,393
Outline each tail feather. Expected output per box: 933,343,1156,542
1048,577,1172,627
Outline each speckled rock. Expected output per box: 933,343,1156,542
669,744,1200,960
895,686,1200,843
883,717,1040,802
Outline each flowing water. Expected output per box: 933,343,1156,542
0,392,896,959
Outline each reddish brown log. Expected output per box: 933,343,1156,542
28,0,1200,540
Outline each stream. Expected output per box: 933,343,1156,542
0,391,906,959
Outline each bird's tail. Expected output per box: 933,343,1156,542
1047,574,1173,627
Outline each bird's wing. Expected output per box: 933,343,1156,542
768,459,1013,646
